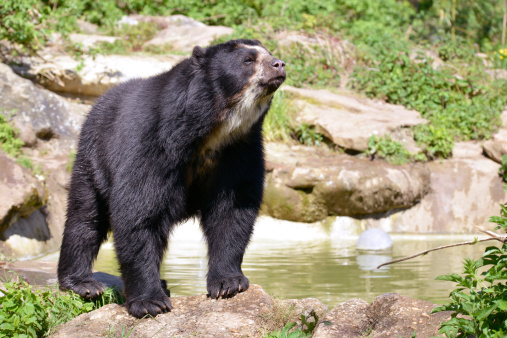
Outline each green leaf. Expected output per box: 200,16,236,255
435,273,463,283
476,304,498,321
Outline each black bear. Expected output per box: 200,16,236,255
57,39,286,318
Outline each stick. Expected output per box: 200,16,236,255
376,226,507,269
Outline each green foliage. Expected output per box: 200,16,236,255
293,124,323,147
0,114,24,158
367,135,413,165
96,22,159,54
432,204,507,337
263,92,292,143
413,125,454,159
264,312,318,338
0,278,124,337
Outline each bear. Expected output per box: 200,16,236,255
57,39,286,318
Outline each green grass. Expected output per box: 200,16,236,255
0,278,124,337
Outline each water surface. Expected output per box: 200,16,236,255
42,218,493,307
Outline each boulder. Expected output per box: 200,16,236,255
140,15,234,52
9,53,184,97
282,86,428,152
0,152,47,231
262,143,430,222
386,147,505,233
313,293,453,338
483,128,507,164
52,285,328,338
0,62,89,140
68,33,119,51
0,152,48,258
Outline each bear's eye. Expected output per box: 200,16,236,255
244,57,254,64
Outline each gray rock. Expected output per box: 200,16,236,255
51,284,327,338
0,62,89,140
356,228,393,251
9,53,184,97
0,152,47,231
262,143,430,222
282,86,428,152
313,293,453,338
483,129,507,163
143,19,233,52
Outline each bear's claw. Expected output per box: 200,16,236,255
207,274,249,299
127,295,172,318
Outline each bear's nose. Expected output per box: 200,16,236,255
270,58,285,70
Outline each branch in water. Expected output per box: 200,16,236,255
376,226,507,269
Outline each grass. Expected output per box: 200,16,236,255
0,277,124,337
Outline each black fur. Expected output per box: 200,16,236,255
57,39,286,318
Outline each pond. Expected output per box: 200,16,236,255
41,217,492,307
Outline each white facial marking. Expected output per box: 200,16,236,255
202,44,274,153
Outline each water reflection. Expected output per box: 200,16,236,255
41,221,491,307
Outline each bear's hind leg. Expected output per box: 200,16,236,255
58,176,109,298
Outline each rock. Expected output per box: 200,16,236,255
486,69,507,80
77,20,99,34
68,33,119,51
0,152,47,232
313,299,370,337
262,143,430,222
483,129,507,163
282,86,427,152
356,228,393,251
0,62,89,140
10,53,184,97
388,152,505,233
51,285,327,338
313,293,453,338
142,15,234,52
121,14,209,29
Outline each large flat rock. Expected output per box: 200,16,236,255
11,53,184,97
51,284,327,338
262,143,430,222
283,86,428,152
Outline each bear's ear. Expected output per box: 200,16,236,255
192,46,205,66
253,39,262,45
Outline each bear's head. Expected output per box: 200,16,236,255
192,39,286,151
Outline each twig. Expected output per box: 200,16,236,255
376,226,507,269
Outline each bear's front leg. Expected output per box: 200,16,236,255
113,218,173,318
201,198,257,299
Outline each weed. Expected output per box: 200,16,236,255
0,114,23,158
432,204,507,337
0,278,124,337
293,124,323,147
263,91,293,143
367,135,412,165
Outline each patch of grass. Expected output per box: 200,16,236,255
263,92,293,143
367,135,413,165
0,278,124,337
293,124,323,147
94,22,159,55
0,114,24,158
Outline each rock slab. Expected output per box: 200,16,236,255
262,143,430,222
283,86,428,152
51,285,328,338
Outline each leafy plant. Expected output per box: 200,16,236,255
293,124,323,146
499,155,507,191
367,134,413,165
263,92,293,143
0,114,24,157
0,278,124,337
432,204,507,337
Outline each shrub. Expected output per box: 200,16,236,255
432,204,507,337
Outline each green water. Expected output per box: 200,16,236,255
80,232,490,307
